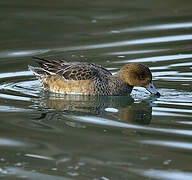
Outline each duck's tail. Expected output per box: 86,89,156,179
29,57,57,78
28,65,47,78
31,56,53,68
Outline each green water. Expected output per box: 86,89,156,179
0,0,192,179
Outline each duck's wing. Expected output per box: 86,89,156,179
30,57,112,80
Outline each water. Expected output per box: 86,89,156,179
0,0,192,179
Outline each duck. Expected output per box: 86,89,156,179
29,57,160,96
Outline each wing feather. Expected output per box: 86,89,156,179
31,57,112,81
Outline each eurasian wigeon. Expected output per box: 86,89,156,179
29,57,160,96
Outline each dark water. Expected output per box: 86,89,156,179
0,0,192,179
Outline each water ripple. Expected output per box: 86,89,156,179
0,71,32,79
44,34,192,52
0,138,34,147
120,22,192,32
118,54,192,63
25,154,54,161
0,49,49,58
132,169,192,180
3,167,73,180
141,140,192,150
105,49,167,55
64,115,192,136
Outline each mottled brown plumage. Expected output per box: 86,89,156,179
29,57,160,96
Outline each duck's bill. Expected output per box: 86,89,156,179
145,82,161,96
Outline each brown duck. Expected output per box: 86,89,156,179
29,57,160,96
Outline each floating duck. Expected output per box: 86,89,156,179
29,57,160,96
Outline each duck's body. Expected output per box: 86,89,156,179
29,57,160,96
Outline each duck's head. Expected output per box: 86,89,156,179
119,63,160,96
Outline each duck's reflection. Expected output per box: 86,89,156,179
119,101,152,125
34,92,153,126
39,92,134,113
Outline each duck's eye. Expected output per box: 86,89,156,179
139,74,145,80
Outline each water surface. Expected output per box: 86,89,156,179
0,0,192,179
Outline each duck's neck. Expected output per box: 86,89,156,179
107,73,133,95
114,70,133,87
114,71,126,83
